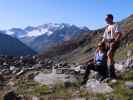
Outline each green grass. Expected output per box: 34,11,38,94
114,47,128,61
114,42,133,61
16,79,39,95
111,81,133,100
108,70,133,100
122,70,133,81
32,85,53,96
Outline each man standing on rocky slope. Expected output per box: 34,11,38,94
102,14,123,79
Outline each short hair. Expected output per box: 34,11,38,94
107,14,113,20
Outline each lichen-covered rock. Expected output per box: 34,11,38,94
125,81,133,89
34,72,77,87
85,79,113,94
115,63,126,72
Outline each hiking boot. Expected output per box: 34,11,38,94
81,80,87,85
108,64,117,79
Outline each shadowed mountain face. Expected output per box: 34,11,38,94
40,15,133,63
5,23,89,52
0,33,37,56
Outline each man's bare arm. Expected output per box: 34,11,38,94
102,38,105,43
115,32,122,42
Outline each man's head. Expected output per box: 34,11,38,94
105,14,114,24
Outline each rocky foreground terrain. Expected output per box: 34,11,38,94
0,54,133,100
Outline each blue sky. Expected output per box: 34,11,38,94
0,0,132,30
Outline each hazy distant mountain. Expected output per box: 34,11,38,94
6,23,89,52
0,32,36,56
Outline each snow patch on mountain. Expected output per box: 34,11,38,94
4,23,89,52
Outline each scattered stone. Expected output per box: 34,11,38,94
7,80,15,87
32,96,39,100
27,72,39,80
125,81,133,89
127,49,133,57
34,72,77,87
115,63,126,72
0,54,133,98
9,66,15,71
0,73,7,87
73,65,81,72
117,56,133,71
126,56,133,68
84,79,113,94
16,69,24,76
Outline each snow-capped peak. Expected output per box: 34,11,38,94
24,23,72,37
26,28,53,37
5,23,89,39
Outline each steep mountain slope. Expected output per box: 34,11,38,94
6,23,89,52
40,15,133,63
0,32,36,56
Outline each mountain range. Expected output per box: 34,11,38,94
5,23,89,52
1,15,132,58
0,32,36,56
